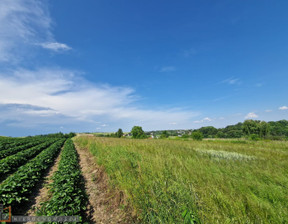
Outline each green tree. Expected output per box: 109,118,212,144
198,126,218,138
191,131,203,141
259,121,270,138
115,128,123,138
243,120,260,136
160,130,169,139
131,126,146,139
216,131,226,138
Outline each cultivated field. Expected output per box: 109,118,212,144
0,135,287,223
74,136,288,223
0,135,129,223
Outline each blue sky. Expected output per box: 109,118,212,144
0,0,287,136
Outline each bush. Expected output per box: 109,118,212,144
249,134,260,141
191,132,203,141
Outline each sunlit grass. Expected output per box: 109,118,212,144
74,137,288,223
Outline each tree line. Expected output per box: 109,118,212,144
154,120,288,140
97,119,288,140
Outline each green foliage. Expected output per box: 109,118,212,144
216,131,226,138
160,130,169,139
269,120,288,137
140,120,288,140
37,139,87,223
259,121,270,138
0,137,36,151
191,131,203,141
181,134,190,138
249,134,260,141
243,120,260,136
0,139,44,159
115,128,124,138
0,139,58,181
131,126,146,139
0,139,65,208
243,120,270,139
197,126,218,138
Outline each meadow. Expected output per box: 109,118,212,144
74,136,288,223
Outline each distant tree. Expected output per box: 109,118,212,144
115,128,123,138
216,131,226,138
243,120,271,139
226,130,242,138
191,131,203,141
258,121,270,138
243,120,260,136
269,120,288,137
198,126,218,138
181,134,189,138
160,130,169,139
66,132,76,138
108,133,116,137
131,126,146,139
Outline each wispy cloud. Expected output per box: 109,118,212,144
160,66,176,72
0,69,199,131
38,42,72,52
279,106,288,110
245,112,258,119
0,0,70,63
220,77,241,85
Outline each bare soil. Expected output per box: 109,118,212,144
75,144,136,224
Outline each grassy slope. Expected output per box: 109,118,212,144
74,137,288,223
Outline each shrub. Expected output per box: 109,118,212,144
249,134,260,141
191,131,203,141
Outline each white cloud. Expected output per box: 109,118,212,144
0,0,70,63
0,69,199,131
193,117,212,123
39,42,71,51
245,112,258,119
160,66,176,72
279,106,288,110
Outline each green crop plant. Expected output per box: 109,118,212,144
37,139,87,223
0,139,59,181
0,139,65,208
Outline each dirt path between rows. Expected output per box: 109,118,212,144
75,144,135,224
25,148,63,223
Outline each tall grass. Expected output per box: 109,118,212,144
74,137,288,223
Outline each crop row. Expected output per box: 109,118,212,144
0,137,27,151
0,137,42,151
0,139,47,159
0,138,61,182
37,139,87,222
0,139,66,208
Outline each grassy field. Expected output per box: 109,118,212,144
74,137,288,223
